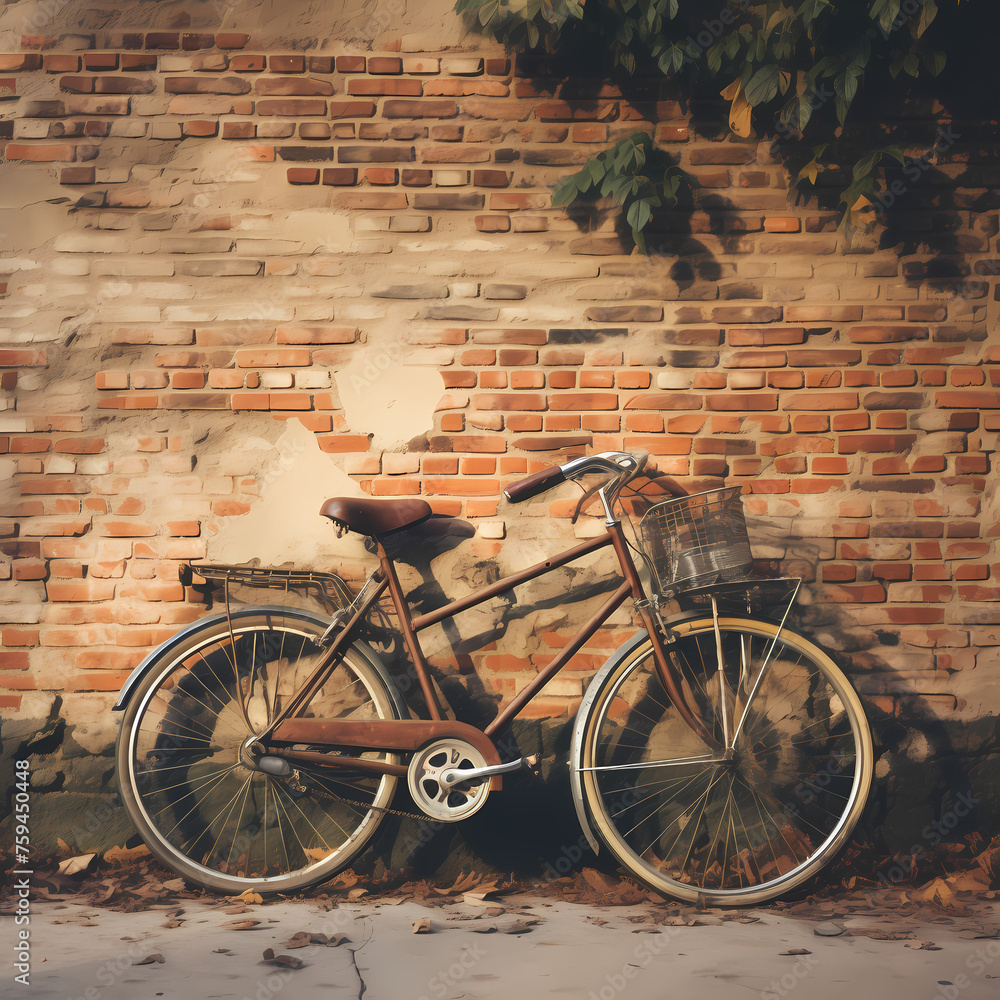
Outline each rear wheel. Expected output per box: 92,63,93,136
116,608,403,894
576,617,873,905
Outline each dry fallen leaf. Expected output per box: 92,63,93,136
581,869,618,894
285,932,312,950
238,889,264,904
781,948,812,956
225,919,261,931
133,954,165,966
463,887,501,907
503,919,538,935
814,921,846,937
262,949,303,969
412,918,433,934
57,854,96,876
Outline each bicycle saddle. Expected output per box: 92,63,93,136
320,497,432,538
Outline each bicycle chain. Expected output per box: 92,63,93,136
285,768,435,823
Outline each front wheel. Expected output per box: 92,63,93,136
575,617,873,905
115,607,404,894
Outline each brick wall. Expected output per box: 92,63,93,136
0,6,998,854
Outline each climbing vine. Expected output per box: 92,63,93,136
454,0,969,248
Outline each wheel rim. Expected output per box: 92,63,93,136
120,616,398,889
581,619,872,902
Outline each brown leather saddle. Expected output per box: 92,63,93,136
319,497,475,566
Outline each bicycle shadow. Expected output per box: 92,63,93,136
367,496,991,889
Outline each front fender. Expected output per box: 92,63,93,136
569,629,650,856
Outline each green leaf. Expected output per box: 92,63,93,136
745,63,780,106
916,0,938,36
706,39,725,74
586,156,606,186
799,0,832,33
626,197,652,232
903,51,919,76
924,49,946,76
870,0,902,34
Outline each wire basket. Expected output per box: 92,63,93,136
636,486,753,596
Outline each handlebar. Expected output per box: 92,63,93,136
502,451,645,505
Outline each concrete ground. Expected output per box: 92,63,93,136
7,885,1000,1000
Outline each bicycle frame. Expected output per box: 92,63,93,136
257,511,715,774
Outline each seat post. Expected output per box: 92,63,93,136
375,539,444,721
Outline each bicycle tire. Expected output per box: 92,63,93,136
115,607,404,894
575,616,873,905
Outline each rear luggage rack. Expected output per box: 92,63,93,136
179,562,354,612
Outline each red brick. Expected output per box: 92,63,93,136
317,435,371,453
336,56,366,73
474,393,545,411
5,143,76,161
329,100,376,118
46,579,118,601
235,349,309,367
183,119,218,137
287,167,320,184
181,33,215,50
0,55,41,70
256,78,334,97
706,392,778,411
44,54,80,72
348,79,422,96
547,392,618,411
785,391,858,410
936,391,1000,408
216,33,251,49
364,167,398,185
624,392,701,410
270,55,306,73
0,624,38,649
849,325,929,343
424,477,499,496
256,98,327,115
230,54,266,72
784,306,863,323
383,98,457,118
322,167,358,185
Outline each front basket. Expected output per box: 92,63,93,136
636,486,753,596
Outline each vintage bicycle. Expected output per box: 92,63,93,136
113,450,873,905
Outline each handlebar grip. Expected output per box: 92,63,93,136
503,465,566,504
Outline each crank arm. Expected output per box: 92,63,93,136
440,754,538,789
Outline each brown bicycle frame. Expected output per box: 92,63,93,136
263,517,713,766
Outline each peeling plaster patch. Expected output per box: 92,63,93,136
902,730,933,763
334,349,443,450
207,418,370,570
0,203,71,253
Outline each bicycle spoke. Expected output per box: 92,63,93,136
580,619,872,903
118,612,401,892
